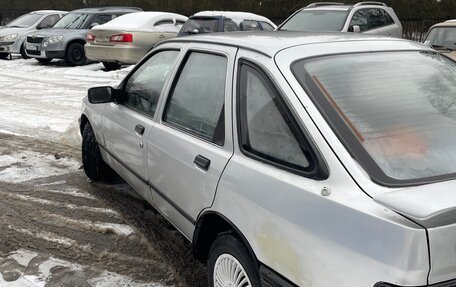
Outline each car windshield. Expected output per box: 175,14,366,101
280,9,348,31
180,18,219,34
53,13,90,29
6,13,43,28
425,27,456,51
293,51,456,185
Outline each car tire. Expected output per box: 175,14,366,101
82,122,116,181
20,44,29,59
0,53,9,60
208,232,261,287
66,42,87,66
37,58,52,64
102,62,121,71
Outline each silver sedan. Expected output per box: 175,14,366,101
80,32,456,287
85,12,187,70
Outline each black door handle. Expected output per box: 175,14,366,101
194,155,211,171
135,124,145,135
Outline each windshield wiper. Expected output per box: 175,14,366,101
431,44,454,51
5,25,25,28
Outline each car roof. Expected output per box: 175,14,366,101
163,31,426,58
70,7,142,14
33,10,68,14
193,11,274,23
431,20,456,28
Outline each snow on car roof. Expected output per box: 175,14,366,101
193,11,276,27
33,10,68,14
92,11,188,32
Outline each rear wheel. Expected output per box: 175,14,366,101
82,123,116,181
66,42,87,66
0,53,9,60
37,58,52,64
208,233,261,287
102,62,121,71
20,44,29,59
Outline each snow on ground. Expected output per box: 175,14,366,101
0,58,133,146
0,249,164,287
0,150,80,183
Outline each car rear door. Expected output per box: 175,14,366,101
147,44,237,238
102,49,181,203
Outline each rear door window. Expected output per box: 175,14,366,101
164,52,227,145
241,20,260,31
260,21,275,31
366,8,386,30
223,19,240,32
238,62,317,174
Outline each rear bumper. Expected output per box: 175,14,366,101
375,278,456,287
84,44,146,65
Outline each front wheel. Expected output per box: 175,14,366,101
82,123,116,181
20,44,29,59
208,233,261,287
66,42,87,66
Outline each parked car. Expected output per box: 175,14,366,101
80,31,456,286
0,10,66,59
278,2,402,37
85,12,188,71
177,11,276,37
424,20,456,60
25,7,142,66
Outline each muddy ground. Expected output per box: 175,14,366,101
0,132,207,286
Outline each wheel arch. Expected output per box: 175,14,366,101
65,39,87,54
79,113,90,136
193,211,259,265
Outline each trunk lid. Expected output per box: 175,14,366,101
374,180,456,284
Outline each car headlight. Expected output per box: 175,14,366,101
0,33,18,42
48,35,63,44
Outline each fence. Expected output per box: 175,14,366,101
401,19,446,42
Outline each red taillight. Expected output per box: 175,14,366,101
87,32,95,41
109,34,133,43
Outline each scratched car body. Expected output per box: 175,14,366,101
80,31,456,287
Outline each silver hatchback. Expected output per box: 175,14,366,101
80,32,456,286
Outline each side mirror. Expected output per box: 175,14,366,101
90,22,99,28
349,25,361,33
88,86,116,104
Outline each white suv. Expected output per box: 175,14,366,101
278,1,402,38
81,32,456,286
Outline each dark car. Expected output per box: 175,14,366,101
25,7,142,66
177,11,276,37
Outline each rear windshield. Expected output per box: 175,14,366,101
53,13,90,29
280,9,348,32
6,13,43,28
180,18,218,34
425,27,456,51
293,51,456,185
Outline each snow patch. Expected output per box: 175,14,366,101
0,150,79,183
88,270,166,287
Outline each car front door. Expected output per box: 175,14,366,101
102,49,181,202
147,45,237,238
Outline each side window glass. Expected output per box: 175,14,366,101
383,10,395,25
164,52,227,145
350,10,368,32
367,8,385,30
124,50,179,116
39,14,60,28
239,64,310,170
154,19,174,26
261,21,275,31
240,20,260,31
223,19,240,32
92,14,115,25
